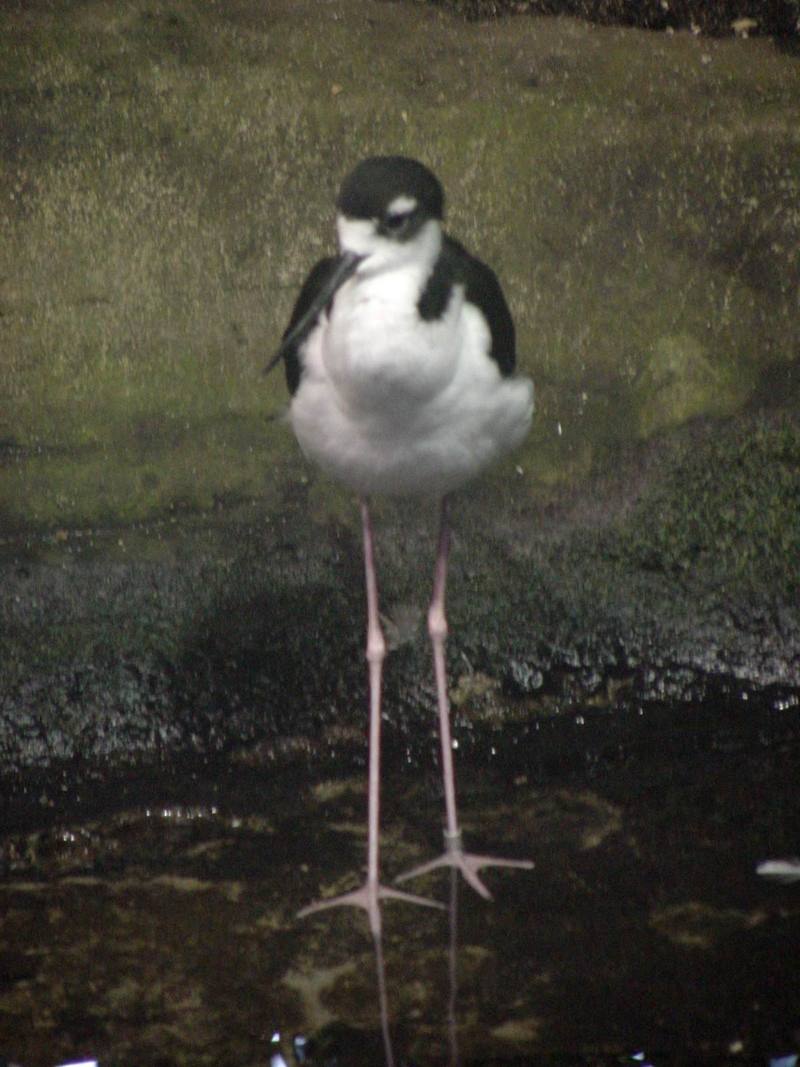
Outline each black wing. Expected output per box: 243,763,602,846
268,255,339,395
417,235,516,377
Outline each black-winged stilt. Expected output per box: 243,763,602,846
267,156,534,936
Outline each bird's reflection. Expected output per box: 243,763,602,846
446,867,460,1067
373,920,396,1067
286,869,463,1066
367,868,460,1066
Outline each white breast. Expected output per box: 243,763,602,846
290,270,533,498
326,269,463,415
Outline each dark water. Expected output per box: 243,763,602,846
1,691,798,1067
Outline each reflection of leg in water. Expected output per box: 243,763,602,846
448,866,460,1067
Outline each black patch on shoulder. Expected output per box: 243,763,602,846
418,235,516,376
417,239,457,323
281,256,339,395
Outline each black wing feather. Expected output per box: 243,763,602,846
279,255,339,395
418,235,516,377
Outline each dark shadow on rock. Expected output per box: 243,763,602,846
172,578,364,755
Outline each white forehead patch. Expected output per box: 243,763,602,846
387,194,418,215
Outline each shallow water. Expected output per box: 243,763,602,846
1,692,798,1066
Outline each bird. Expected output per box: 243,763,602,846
266,155,534,937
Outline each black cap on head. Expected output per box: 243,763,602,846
337,156,445,222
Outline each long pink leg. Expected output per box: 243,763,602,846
396,497,534,898
298,499,443,937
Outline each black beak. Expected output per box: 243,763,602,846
264,251,364,376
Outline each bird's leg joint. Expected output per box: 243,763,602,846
427,602,448,643
443,828,462,853
366,623,386,665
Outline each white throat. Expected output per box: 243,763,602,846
336,215,442,279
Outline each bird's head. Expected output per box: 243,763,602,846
265,157,446,377
335,155,444,275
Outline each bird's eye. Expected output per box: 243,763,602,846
381,211,411,235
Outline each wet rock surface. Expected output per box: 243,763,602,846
1,318,798,1066
1,410,799,1063
2,410,798,795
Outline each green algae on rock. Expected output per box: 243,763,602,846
1,1,798,530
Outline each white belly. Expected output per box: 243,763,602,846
289,276,533,497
